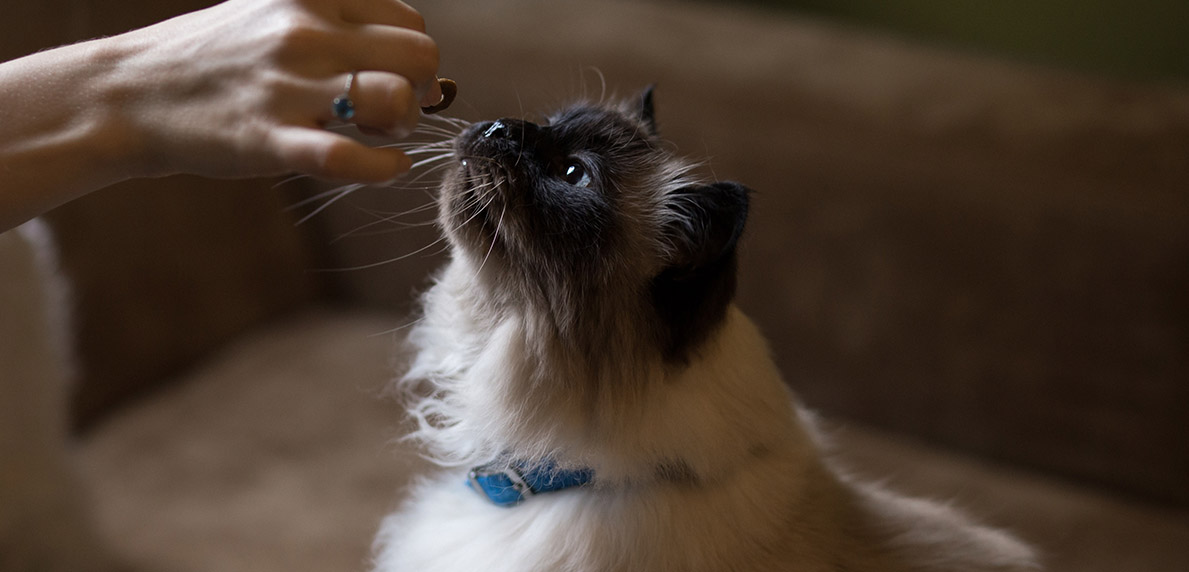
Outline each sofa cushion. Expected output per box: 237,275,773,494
79,311,1189,572
47,178,319,429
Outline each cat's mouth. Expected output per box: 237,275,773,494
456,156,511,203
443,154,513,249
453,122,516,196
449,120,530,239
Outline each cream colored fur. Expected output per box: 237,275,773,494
371,252,1039,571
0,222,121,572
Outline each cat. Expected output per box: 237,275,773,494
370,89,1039,572
0,221,124,572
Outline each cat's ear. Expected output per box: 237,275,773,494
668,180,750,271
639,84,658,136
650,181,751,362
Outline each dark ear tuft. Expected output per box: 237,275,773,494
640,84,658,136
651,181,751,363
673,181,750,270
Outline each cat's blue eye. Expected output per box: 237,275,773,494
563,160,592,188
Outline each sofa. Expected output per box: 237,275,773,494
5,1,1188,571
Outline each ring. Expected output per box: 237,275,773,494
331,72,357,121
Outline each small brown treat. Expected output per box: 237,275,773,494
422,78,458,114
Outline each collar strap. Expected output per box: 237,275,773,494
467,459,594,507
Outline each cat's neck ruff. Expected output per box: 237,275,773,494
401,256,816,488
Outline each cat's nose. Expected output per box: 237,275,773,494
483,120,509,139
474,118,540,140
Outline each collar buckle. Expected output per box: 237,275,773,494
466,459,593,507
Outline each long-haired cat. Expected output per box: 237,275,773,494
371,89,1038,572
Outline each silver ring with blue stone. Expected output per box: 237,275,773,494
331,72,357,121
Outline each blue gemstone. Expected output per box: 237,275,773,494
332,96,355,120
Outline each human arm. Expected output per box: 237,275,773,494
0,0,441,232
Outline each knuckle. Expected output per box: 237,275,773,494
318,139,355,178
424,36,441,72
260,73,295,109
408,33,440,78
386,77,415,109
425,41,441,76
269,15,329,58
403,6,427,33
397,107,420,136
381,81,417,135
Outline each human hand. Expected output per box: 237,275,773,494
102,0,441,183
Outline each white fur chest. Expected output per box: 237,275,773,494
372,259,1038,572
373,449,817,572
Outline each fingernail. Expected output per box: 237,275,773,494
420,77,445,108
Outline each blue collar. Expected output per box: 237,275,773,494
467,459,594,507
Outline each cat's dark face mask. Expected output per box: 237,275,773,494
440,90,750,363
447,107,646,272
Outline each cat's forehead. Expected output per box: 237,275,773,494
538,103,656,157
545,104,641,136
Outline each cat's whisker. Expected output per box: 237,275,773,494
331,217,437,242
400,140,455,150
454,186,497,226
294,183,364,225
287,184,360,212
383,141,454,151
405,154,456,170
367,159,454,195
330,198,442,243
411,157,457,177
367,314,428,337
412,123,464,139
421,112,469,124
451,180,494,214
272,173,311,189
285,150,451,224
470,201,506,282
409,154,457,172
328,152,459,240
396,162,456,193
578,66,608,105
312,232,451,272
459,154,504,170
442,182,500,238
404,148,456,156
359,191,441,218
422,113,471,127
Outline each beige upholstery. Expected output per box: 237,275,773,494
81,312,1189,572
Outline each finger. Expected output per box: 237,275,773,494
340,26,439,89
420,77,444,109
339,0,425,31
270,126,412,182
321,71,421,137
421,78,455,113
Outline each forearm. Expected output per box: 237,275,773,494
0,0,440,233
0,38,143,232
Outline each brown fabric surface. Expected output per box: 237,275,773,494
79,312,1189,572
1,0,322,428
306,0,1189,505
81,311,426,572
46,178,319,429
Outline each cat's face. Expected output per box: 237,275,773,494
439,90,749,364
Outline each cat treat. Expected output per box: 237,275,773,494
421,78,457,115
